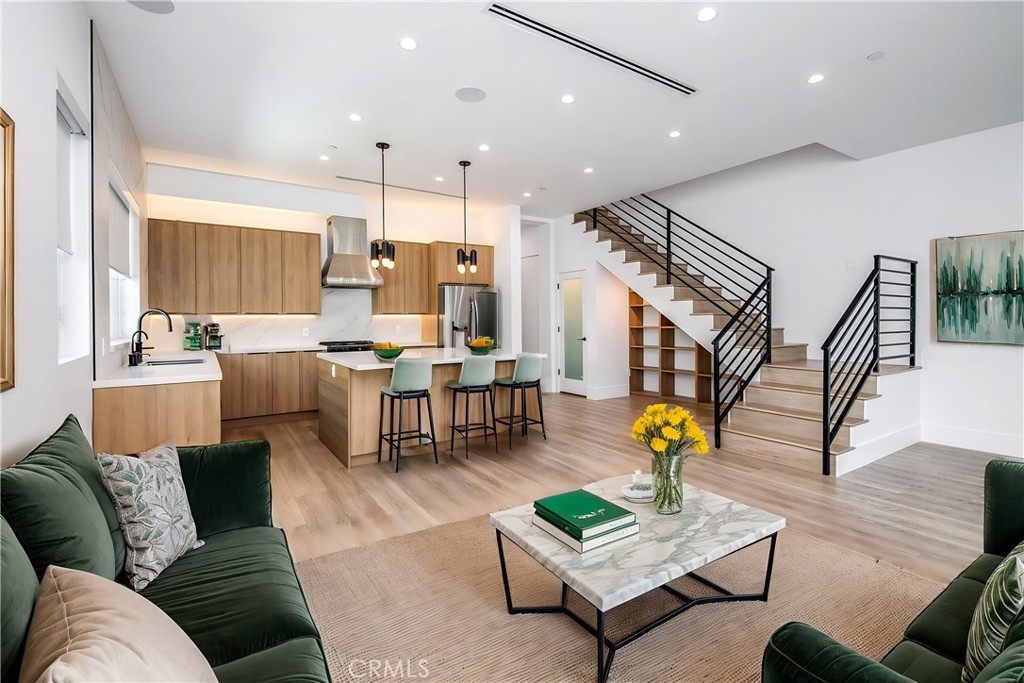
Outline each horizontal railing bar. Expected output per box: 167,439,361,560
878,281,913,287
879,341,910,347
879,329,912,334
876,255,919,265
879,306,911,310
878,354,914,361
826,294,875,354
879,294,912,299
718,350,770,416
829,337,875,396
718,321,768,357
715,284,770,341
829,353,874,421
829,320,874,370
830,363,875,436
640,193,774,271
720,330,769,369
878,268,913,275
879,318,912,322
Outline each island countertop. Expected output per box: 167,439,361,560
317,347,540,371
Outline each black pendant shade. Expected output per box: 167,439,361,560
372,142,395,270
457,160,474,275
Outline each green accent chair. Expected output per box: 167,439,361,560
377,358,439,473
446,355,499,458
0,415,331,683
493,353,547,449
762,459,1024,683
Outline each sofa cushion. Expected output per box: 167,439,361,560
140,526,320,667
213,638,331,683
904,577,986,663
960,555,1006,585
1,518,37,682
19,566,216,683
974,640,1024,683
964,548,1024,682
0,416,118,580
881,640,964,682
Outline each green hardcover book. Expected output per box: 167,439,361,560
533,489,636,540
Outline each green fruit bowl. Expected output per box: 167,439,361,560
469,345,493,356
372,347,404,362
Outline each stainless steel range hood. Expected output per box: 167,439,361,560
321,216,384,288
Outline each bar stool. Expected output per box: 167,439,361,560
493,353,547,449
446,356,499,458
377,358,439,473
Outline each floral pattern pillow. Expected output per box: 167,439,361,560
98,441,199,591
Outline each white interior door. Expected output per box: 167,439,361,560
559,271,586,395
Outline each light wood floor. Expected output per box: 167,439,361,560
224,393,1004,583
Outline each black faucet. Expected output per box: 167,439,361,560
129,308,173,366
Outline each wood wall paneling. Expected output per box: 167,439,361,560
195,223,240,313
240,228,283,313
93,381,220,454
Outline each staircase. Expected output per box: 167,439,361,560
571,196,921,477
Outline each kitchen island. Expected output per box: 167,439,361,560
318,348,543,468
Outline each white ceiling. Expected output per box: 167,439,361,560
87,1,1023,218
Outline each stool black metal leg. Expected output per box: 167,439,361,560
377,391,385,463
425,393,439,464
488,388,499,454
395,393,405,473
508,387,515,449
464,387,471,459
521,385,528,438
388,396,395,462
449,389,457,455
535,384,547,440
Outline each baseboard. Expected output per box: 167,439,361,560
921,423,1024,459
586,384,630,401
835,424,922,477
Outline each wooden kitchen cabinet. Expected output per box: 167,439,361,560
373,240,429,314
242,353,274,417
93,381,220,454
271,352,303,414
218,352,245,419
148,220,196,313
240,229,283,313
195,224,240,313
465,244,494,286
430,241,466,286
300,351,319,411
282,232,321,314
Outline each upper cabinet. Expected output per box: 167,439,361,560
372,240,429,315
195,224,240,313
148,220,320,315
465,244,494,286
148,220,196,313
430,241,465,286
282,232,322,314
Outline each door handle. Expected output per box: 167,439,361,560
578,337,587,342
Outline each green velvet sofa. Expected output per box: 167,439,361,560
0,415,331,683
762,459,1024,683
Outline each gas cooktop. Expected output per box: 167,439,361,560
319,340,373,353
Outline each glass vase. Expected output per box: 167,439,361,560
651,452,684,515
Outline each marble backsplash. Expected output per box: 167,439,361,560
145,288,428,353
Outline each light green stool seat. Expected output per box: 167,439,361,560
493,353,546,449
447,356,498,458
378,358,439,473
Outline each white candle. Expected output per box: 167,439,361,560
632,469,642,484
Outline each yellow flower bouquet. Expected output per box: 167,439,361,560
631,404,709,514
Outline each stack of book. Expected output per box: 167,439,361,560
532,489,639,553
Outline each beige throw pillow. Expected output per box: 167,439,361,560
98,440,199,590
19,565,217,683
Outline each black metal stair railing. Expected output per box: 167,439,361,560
583,194,773,447
820,255,917,475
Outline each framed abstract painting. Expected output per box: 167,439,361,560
935,230,1024,345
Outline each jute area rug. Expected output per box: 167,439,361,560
296,515,942,683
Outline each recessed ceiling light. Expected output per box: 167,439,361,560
348,113,362,122
668,130,681,138
455,87,487,103
695,7,717,22
584,167,594,174
807,73,825,84
478,144,490,152
561,94,575,104
128,0,175,14
523,192,532,197
867,51,886,61
435,176,444,182
399,37,418,51
318,154,330,162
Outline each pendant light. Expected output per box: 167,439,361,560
371,142,395,270
456,160,478,275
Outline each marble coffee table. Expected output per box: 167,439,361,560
489,475,786,683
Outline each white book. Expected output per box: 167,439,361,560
533,515,640,553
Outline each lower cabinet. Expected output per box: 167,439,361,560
220,351,319,420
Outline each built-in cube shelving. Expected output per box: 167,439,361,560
627,290,713,404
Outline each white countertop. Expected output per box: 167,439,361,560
214,342,437,354
93,351,223,389
317,347,544,372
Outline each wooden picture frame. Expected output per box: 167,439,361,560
1,107,13,391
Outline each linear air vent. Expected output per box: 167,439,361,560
487,3,697,96
334,175,463,200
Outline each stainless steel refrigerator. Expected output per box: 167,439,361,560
437,286,499,349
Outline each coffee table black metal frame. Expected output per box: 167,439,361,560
494,528,779,683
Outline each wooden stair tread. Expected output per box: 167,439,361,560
751,380,880,400
736,401,867,427
721,424,852,456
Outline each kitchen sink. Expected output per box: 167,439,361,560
144,358,206,366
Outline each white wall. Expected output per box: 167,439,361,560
522,217,557,391
1,2,94,466
650,123,1024,457
478,205,522,353
553,215,630,400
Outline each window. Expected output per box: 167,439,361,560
108,183,140,345
56,95,90,364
